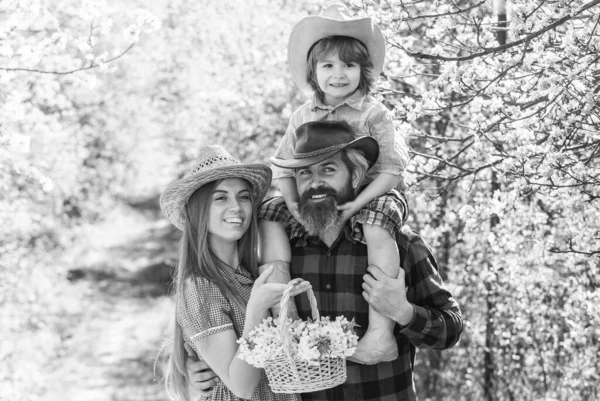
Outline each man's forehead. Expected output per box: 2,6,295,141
295,152,345,171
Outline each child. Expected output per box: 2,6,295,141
264,3,409,365
160,145,310,401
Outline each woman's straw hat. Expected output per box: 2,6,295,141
160,145,272,230
288,3,385,92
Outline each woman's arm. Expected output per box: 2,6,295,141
192,308,268,399
193,268,310,399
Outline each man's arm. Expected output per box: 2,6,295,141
362,238,463,350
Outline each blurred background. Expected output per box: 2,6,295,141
1,0,599,400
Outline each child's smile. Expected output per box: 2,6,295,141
316,52,361,106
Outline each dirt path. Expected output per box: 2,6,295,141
42,203,179,401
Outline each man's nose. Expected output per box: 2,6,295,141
308,173,324,187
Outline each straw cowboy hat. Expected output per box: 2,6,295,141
288,3,386,92
160,145,272,230
270,120,379,169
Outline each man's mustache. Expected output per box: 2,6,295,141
300,186,337,201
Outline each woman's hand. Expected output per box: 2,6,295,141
247,265,311,314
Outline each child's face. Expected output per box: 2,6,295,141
316,52,361,106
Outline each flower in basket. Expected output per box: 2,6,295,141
237,315,358,368
296,316,358,365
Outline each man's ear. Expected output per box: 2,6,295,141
351,170,361,191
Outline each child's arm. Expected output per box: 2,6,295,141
259,220,291,264
277,176,302,222
259,219,298,319
338,172,403,221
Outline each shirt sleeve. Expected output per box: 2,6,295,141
258,196,307,241
350,190,408,243
272,110,303,180
397,229,463,349
366,103,409,176
176,276,234,352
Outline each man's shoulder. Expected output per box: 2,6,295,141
258,195,287,219
396,225,435,259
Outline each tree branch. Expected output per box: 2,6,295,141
0,42,136,75
397,0,600,62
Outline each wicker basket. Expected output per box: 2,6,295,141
263,278,348,394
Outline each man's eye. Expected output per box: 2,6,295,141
298,170,310,176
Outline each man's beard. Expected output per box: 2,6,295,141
297,179,354,236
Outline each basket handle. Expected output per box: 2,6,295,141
278,278,319,351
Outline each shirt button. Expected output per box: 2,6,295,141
326,251,331,256
326,284,331,289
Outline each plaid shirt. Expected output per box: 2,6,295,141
258,197,463,401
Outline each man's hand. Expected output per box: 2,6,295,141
362,265,414,326
185,343,218,400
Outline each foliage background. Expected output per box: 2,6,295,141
1,0,598,400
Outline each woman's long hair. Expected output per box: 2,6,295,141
162,179,260,401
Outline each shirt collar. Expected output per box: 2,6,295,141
211,253,254,286
310,91,367,112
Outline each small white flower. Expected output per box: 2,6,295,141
237,315,358,367
123,25,141,43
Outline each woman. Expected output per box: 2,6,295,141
160,145,308,401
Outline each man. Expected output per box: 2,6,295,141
188,121,463,400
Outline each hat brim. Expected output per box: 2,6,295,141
270,136,379,170
288,16,385,92
160,164,272,231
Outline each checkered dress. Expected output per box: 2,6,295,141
258,197,463,401
177,259,300,401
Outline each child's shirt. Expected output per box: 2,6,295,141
272,91,409,179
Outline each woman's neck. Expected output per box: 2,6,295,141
208,237,240,269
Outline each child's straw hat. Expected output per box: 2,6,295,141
160,145,272,230
288,3,385,92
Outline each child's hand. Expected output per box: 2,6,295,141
337,200,362,222
288,201,302,222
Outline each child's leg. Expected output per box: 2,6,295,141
258,220,297,319
348,224,400,365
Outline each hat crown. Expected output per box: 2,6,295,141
321,3,354,21
294,121,354,156
189,145,241,176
